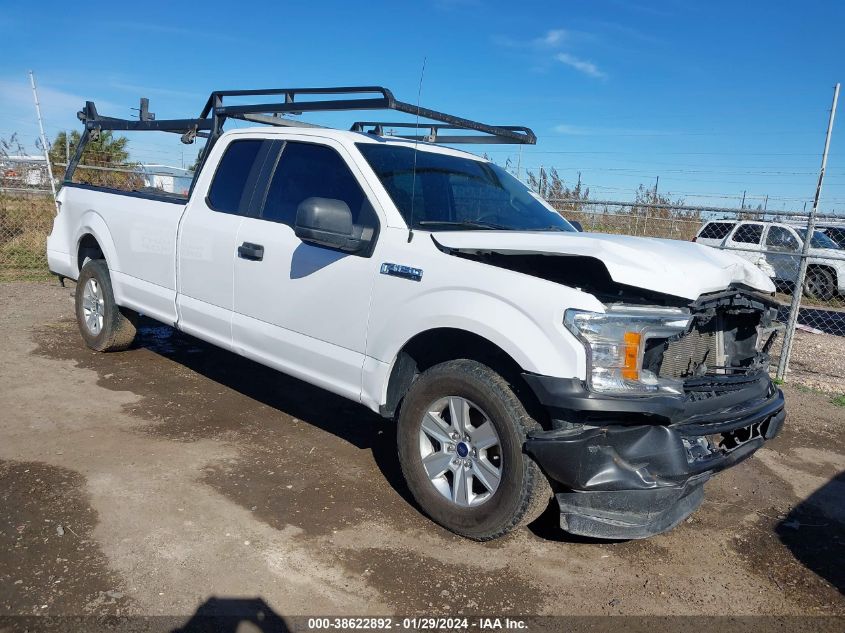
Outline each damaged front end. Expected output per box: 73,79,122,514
523,288,786,539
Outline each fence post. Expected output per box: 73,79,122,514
29,70,58,214
776,83,839,381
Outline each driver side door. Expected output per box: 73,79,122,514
231,137,383,402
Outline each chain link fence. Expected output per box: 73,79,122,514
0,158,842,392
551,198,845,393
0,156,55,280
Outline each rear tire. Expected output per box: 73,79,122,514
397,359,552,541
75,259,137,352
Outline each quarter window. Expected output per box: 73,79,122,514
206,139,266,214
732,223,764,245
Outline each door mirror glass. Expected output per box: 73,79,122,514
569,220,584,232
294,197,367,253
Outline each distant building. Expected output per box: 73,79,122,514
0,155,49,187
138,164,193,196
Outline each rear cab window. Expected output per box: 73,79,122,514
206,139,271,215
698,221,736,240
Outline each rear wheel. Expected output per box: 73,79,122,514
75,259,137,352
397,359,551,541
804,266,836,301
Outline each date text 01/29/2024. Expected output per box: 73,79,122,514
305,616,528,629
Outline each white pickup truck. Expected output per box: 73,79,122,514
47,87,786,540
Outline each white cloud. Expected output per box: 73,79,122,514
555,53,606,79
534,29,568,47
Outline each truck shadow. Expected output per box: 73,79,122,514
776,471,845,594
132,318,418,509
131,318,567,538
172,596,289,633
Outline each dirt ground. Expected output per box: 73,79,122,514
0,281,843,627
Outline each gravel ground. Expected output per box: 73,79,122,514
772,328,845,394
0,281,843,630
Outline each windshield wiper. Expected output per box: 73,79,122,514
417,220,509,230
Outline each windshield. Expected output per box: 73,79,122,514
796,228,842,250
357,143,575,231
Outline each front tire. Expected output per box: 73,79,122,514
397,359,551,541
803,266,837,301
75,259,137,352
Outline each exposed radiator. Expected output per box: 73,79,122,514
659,327,723,379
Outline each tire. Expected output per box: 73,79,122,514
803,267,836,301
75,259,137,352
397,359,552,541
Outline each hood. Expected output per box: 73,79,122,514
433,231,776,301
808,246,845,261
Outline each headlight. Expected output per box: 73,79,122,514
564,306,692,395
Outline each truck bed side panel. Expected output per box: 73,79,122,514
48,185,186,325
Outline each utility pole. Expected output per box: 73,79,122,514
654,175,659,197
29,70,58,212
777,82,839,380
740,190,746,210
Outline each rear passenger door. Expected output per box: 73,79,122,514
231,138,382,402
177,137,274,349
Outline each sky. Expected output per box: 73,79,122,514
1,0,844,213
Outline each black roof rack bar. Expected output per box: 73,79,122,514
231,112,328,129
198,86,395,118
68,86,536,190
198,85,535,144
350,121,535,144
77,101,213,134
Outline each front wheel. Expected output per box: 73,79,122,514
803,267,837,301
397,359,551,541
75,259,138,352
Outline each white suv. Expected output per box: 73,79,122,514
695,219,845,300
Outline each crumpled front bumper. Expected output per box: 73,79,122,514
522,372,785,539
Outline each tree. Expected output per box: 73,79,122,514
48,130,140,190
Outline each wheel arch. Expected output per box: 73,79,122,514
380,327,548,426
73,212,119,278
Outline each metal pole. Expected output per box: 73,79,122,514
776,82,839,381
29,70,58,213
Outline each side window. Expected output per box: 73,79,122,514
732,223,764,245
262,142,377,229
700,222,735,239
206,139,265,214
765,226,799,250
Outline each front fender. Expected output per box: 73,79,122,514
367,286,588,380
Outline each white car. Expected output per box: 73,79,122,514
47,87,785,540
695,219,845,300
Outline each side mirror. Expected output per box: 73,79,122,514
569,220,584,232
294,197,366,253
